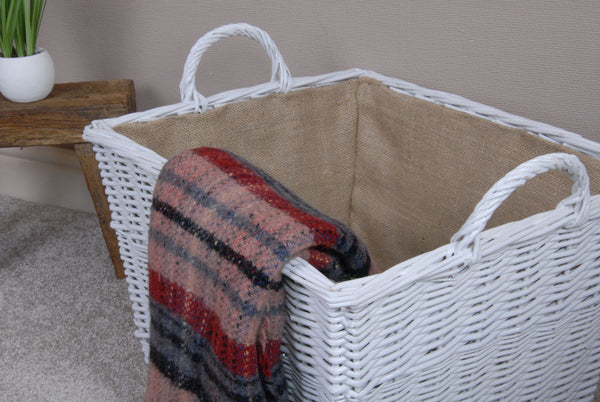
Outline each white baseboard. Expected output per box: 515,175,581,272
0,147,95,213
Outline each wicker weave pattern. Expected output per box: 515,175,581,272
92,146,155,357
83,24,600,400
280,155,600,400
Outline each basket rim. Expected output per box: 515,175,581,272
83,68,600,160
282,196,600,306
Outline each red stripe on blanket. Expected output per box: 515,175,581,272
193,148,340,248
307,248,335,270
149,268,281,378
258,339,282,378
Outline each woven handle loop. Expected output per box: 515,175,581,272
451,153,591,262
179,23,292,112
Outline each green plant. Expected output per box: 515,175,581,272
0,0,46,58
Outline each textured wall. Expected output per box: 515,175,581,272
39,1,599,141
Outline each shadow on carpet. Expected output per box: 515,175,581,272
0,194,146,401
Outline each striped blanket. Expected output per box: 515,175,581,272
145,147,377,401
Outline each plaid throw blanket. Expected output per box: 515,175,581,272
145,147,377,401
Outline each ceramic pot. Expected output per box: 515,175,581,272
0,48,55,102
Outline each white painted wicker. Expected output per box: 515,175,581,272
83,23,600,400
282,153,600,401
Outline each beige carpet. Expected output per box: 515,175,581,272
0,194,146,401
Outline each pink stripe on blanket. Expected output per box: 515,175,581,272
152,171,308,275
148,241,285,344
163,152,318,254
149,269,282,379
194,148,341,247
145,362,197,402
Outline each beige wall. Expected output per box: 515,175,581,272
2,1,599,211
40,1,599,139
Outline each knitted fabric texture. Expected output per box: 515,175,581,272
145,147,378,401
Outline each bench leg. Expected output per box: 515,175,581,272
74,142,125,279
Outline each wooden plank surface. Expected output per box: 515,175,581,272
1,79,136,279
0,80,135,147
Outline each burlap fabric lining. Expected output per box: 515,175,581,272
114,77,600,271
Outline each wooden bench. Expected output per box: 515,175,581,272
0,80,136,279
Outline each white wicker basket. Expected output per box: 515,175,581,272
83,23,600,401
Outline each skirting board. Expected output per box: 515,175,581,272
0,146,95,213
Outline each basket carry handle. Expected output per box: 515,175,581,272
179,23,292,112
450,153,591,263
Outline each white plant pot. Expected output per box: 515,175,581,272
0,48,55,103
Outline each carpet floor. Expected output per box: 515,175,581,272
1,194,146,401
